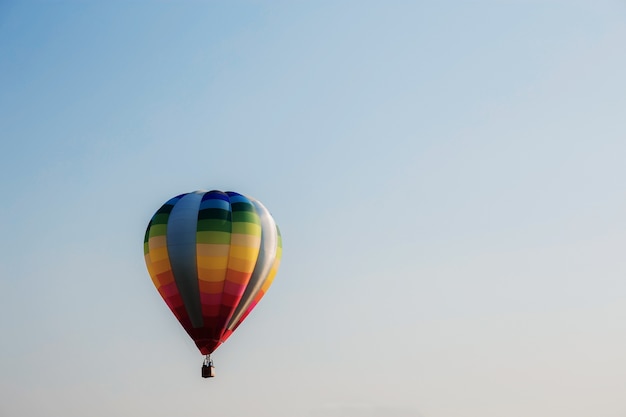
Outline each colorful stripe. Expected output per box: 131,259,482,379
226,198,277,330
223,226,282,340
144,190,282,355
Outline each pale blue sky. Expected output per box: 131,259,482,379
1,2,626,416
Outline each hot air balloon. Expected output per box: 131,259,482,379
143,190,282,378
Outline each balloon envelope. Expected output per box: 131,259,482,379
143,190,282,354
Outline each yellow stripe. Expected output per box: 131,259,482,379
227,257,257,273
197,255,228,269
228,245,259,259
148,246,169,262
260,248,282,292
144,254,155,277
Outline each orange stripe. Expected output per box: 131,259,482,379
198,280,224,294
224,269,252,285
155,270,175,287
150,258,173,275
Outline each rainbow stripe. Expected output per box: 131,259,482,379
144,190,282,355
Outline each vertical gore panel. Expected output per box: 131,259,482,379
145,194,193,328
216,192,262,335
167,191,204,328
225,225,282,338
226,198,278,330
196,190,232,339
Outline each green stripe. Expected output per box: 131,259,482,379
196,231,231,245
155,203,175,215
143,221,152,244
148,223,167,237
231,202,255,212
197,219,232,233
198,208,231,221
150,212,170,225
276,227,282,249
232,222,262,235
232,210,259,223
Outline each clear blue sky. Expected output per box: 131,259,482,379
1,2,626,416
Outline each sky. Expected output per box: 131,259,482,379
1,1,626,416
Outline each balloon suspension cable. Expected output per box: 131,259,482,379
203,354,213,367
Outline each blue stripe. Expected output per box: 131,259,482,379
199,192,231,210
164,194,186,206
225,192,251,204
